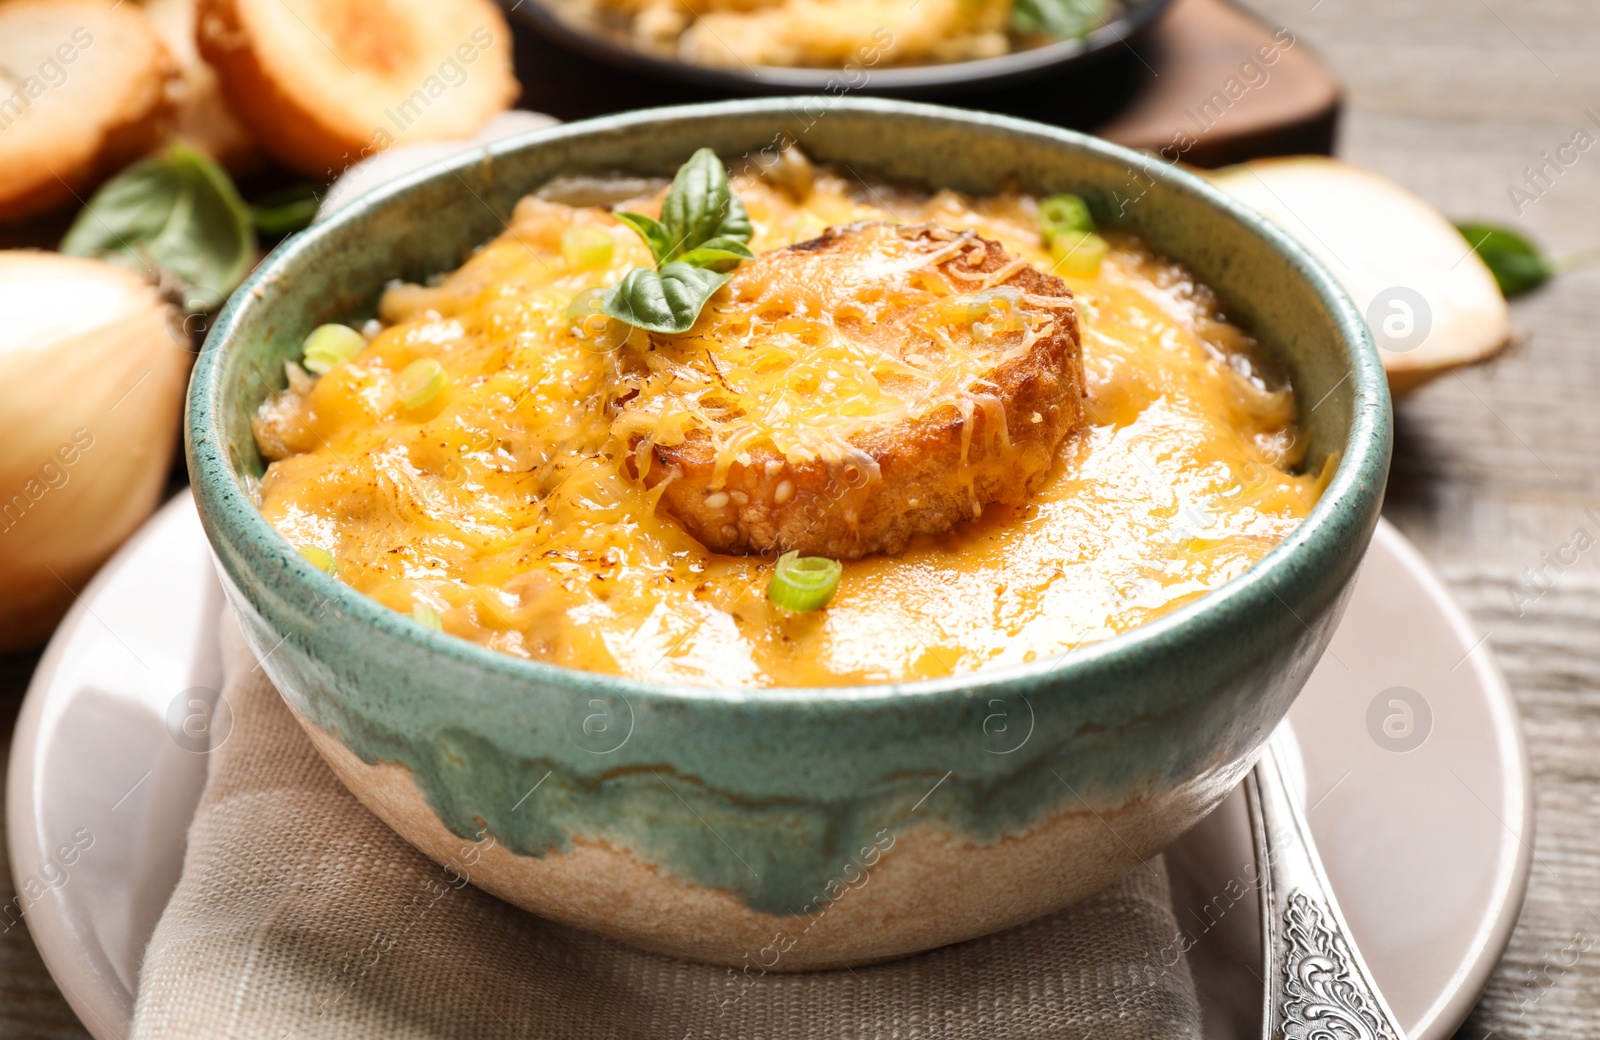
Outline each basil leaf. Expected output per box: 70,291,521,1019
1038,194,1096,242
694,236,755,257
601,150,753,333
1454,222,1552,298
710,195,753,249
659,148,752,261
675,248,750,273
615,211,675,265
602,262,731,334
676,239,755,273
1011,0,1107,39
61,143,255,311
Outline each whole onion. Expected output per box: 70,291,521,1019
0,251,191,651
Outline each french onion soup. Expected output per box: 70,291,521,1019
252,149,1327,687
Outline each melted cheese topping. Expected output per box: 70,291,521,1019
253,170,1324,687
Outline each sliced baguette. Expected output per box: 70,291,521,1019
141,0,257,169
0,0,177,222
197,0,519,178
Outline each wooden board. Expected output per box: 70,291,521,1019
1093,0,1341,164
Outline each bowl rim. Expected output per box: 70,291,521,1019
503,0,1176,95
188,96,1392,710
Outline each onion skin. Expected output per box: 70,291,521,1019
0,252,190,652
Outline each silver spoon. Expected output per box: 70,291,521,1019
1247,732,1407,1040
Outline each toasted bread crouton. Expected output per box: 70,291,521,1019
196,0,519,178
0,0,176,223
615,222,1085,559
143,0,256,170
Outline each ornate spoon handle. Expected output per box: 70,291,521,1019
1248,734,1407,1040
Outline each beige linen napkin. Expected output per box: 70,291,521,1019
131,615,1202,1039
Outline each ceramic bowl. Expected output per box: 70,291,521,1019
504,0,1175,97
187,98,1391,970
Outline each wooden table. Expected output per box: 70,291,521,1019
3,1,1598,1036
1243,1,1600,1036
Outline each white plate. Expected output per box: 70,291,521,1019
6,494,1531,1039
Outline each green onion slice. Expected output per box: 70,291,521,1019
766,551,842,612
561,227,615,269
1038,193,1096,242
412,603,443,631
1049,230,1109,278
397,358,446,409
299,545,336,575
301,323,366,375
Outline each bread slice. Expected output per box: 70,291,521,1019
0,0,177,222
618,222,1086,559
143,0,257,170
197,0,520,178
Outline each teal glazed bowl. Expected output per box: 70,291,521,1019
187,98,1391,970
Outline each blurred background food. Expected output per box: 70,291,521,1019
194,0,519,177
144,0,258,170
1,0,520,223
551,0,1115,68
0,0,177,221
